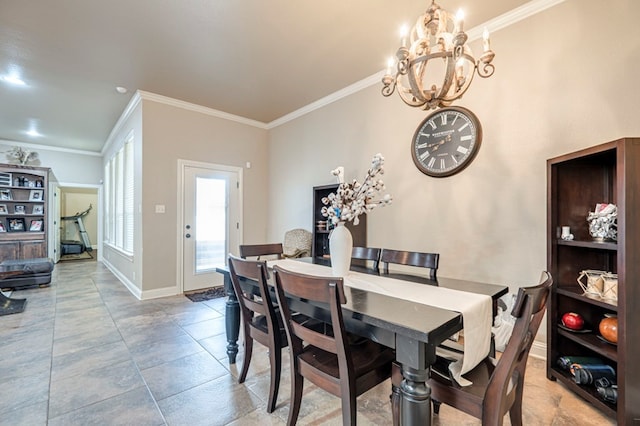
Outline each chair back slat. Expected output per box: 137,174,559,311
351,247,381,271
239,243,283,260
380,248,439,279
291,321,338,354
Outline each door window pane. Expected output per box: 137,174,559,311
195,177,226,272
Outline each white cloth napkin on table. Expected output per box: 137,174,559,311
267,259,492,386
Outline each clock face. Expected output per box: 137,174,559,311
411,106,482,177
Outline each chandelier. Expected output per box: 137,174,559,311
381,1,495,110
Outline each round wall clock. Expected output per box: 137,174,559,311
411,106,482,177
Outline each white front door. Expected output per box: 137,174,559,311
182,164,240,292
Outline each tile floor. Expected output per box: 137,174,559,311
0,260,615,425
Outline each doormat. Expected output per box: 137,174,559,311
185,286,226,302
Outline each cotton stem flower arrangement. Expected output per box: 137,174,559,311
5,146,38,165
321,153,392,226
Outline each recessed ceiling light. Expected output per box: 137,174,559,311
116,86,128,94
26,119,41,137
1,74,26,86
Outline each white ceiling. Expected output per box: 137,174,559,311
0,0,529,153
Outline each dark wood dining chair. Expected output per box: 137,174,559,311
379,248,439,280
426,271,553,426
239,243,283,260
351,246,381,271
273,265,395,425
228,254,286,413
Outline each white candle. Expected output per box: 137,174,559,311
483,27,490,52
400,24,409,48
455,9,464,33
455,58,464,81
386,57,395,75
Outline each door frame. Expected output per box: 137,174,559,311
176,159,243,294
52,182,103,262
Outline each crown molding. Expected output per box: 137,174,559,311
137,90,268,129
266,73,382,129
467,0,565,38
0,138,102,157
101,91,143,156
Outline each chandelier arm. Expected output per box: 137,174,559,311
381,75,396,97
477,61,495,78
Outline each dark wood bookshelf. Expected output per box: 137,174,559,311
546,137,640,424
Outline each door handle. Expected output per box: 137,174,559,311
185,233,191,238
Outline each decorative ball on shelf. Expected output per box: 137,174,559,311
561,312,585,330
599,316,618,344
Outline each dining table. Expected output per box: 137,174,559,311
215,257,507,425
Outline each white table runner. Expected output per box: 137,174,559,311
268,259,492,385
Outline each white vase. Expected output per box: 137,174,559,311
329,222,352,277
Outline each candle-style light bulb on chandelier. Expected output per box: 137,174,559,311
381,1,495,110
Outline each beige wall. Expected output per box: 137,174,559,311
267,0,640,344
139,100,269,294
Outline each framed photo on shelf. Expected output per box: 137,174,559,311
32,204,44,215
7,217,26,232
0,222,5,232
0,189,12,200
0,172,11,186
29,189,44,201
14,205,25,214
0,204,7,214
29,219,43,232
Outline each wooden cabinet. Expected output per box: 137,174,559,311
311,184,366,259
0,164,49,262
546,138,640,424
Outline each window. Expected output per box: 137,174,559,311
104,135,134,254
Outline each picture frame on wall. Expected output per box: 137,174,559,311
0,189,12,200
7,217,26,232
29,219,43,232
29,189,44,201
0,172,11,186
32,204,44,215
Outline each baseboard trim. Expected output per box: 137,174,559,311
141,286,180,300
102,259,142,300
529,340,547,360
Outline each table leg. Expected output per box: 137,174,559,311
223,272,240,364
400,366,431,426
